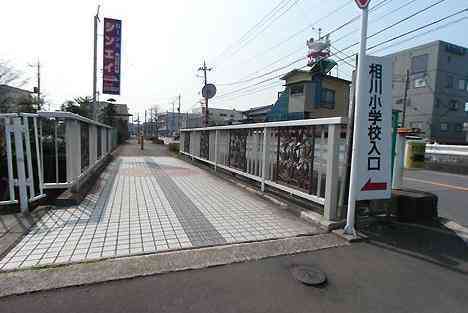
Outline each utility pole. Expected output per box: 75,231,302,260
37,60,41,111
177,94,181,135
92,5,101,120
137,113,140,136
198,60,212,127
402,69,410,128
172,100,175,136
144,110,147,137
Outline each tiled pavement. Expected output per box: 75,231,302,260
0,156,319,271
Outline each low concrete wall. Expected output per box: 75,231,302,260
424,153,468,175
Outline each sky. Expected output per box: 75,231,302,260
1,0,467,118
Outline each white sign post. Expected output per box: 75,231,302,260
345,0,388,235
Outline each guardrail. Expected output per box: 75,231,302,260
425,144,468,157
0,112,117,212
180,117,348,222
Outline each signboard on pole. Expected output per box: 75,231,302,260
103,18,122,95
354,0,371,9
355,55,392,200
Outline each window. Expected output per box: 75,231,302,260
410,121,424,129
465,102,468,112
458,79,466,90
446,75,454,88
414,77,426,88
321,88,335,109
455,123,463,132
290,84,304,96
411,54,428,74
440,122,449,131
449,100,459,111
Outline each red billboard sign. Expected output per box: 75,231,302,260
102,18,122,95
354,0,371,9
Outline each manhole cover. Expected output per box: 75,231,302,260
291,265,327,286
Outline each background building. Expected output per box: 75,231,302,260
390,40,468,144
97,101,131,142
265,70,350,122
243,105,273,123
192,107,244,126
0,84,34,113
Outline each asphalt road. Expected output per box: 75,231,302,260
1,224,466,313
403,169,468,226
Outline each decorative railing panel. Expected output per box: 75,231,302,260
180,117,347,222
229,129,248,171
200,130,210,160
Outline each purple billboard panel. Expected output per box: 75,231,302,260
103,18,122,95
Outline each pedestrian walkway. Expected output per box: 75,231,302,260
0,142,320,271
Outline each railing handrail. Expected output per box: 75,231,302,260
0,112,113,128
426,143,468,151
180,117,347,132
38,112,113,128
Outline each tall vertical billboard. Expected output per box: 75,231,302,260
103,18,122,95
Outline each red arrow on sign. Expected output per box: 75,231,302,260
361,178,387,191
354,0,371,9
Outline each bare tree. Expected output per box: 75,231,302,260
0,60,28,87
150,105,160,138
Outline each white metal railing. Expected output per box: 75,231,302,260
0,112,117,212
180,117,347,222
425,144,468,157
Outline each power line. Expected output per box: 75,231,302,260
213,0,293,63
371,16,468,54
214,0,354,71
225,0,303,60
215,0,401,87
368,8,468,50
214,10,467,100
214,0,300,64
214,82,283,102
332,0,421,43
367,0,448,41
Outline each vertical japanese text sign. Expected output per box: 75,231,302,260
103,18,122,95
356,55,392,200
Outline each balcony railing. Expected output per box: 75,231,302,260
180,117,347,222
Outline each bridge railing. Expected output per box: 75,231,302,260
180,117,347,222
0,112,116,212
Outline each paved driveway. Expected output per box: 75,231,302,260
0,156,319,271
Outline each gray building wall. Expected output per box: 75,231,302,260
390,41,468,144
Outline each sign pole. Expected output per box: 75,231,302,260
344,4,369,235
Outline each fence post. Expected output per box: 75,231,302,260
101,127,106,158
23,116,35,198
66,120,81,189
324,124,340,221
214,130,218,171
13,117,28,213
261,127,269,192
4,119,16,202
392,133,406,189
89,125,97,167
33,117,44,195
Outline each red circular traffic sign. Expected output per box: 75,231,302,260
354,0,371,9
